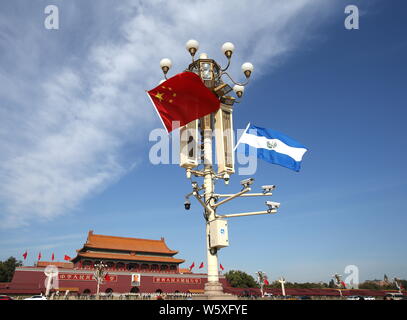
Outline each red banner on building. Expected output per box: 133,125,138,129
153,277,201,284
58,273,118,282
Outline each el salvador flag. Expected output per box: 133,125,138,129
235,124,308,172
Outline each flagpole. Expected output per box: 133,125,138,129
146,91,170,134
233,122,251,152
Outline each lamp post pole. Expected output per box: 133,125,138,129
157,40,279,299
202,118,221,292
94,261,107,298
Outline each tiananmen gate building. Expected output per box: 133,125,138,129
2,231,228,295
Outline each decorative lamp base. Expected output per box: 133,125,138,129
192,282,238,300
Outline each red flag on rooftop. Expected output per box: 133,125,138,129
22,251,28,260
199,262,204,269
51,253,55,261
64,255,71,261
37,252,42,261
147,72,220,132
220,263,224,271
189,262,195,271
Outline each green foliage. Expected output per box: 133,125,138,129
358,281,381,290
266,281,328,289
328,279,336,288
359,281,400,290
0,256,22,282
225,270,258,288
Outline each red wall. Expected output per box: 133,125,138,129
7,268,229,295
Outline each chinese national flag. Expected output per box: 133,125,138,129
64,255,71,261
37,252,42,261
220,264,224,271
51,253,55,261
199,262,204,269
147,72,220,132
189,262,195,271
264,279,270,285
22,251,28,260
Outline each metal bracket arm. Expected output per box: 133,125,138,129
192,191,212,213
212,188,251,208
215,209,277,219
214,192,273,198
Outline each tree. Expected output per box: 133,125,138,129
0,256,22,282
328,279,336,288
225,270,258,288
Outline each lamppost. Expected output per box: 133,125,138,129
256,271,268,297
94,261,108,298
394,277,403,294
332,273,344,297
44,265,58,297
278,277,286,297
159,40,280,299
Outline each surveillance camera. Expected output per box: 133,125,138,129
224,173,230,185
240,178,255,187
262,185,276,193
266,201,280,209
184,200,191,210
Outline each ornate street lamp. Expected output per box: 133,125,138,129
256,270,268,297
158,40,279,299
94,261,108,298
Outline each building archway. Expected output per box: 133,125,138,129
127,263,136,271
116,262,125,270
156,289,163,294
83,289,91,295
105,288,113,294
130,287,140,294
82,260,93,268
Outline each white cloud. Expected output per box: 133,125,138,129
0,0,336,228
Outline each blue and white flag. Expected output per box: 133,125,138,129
235,124,308,172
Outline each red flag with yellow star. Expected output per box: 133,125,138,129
147,72,220,132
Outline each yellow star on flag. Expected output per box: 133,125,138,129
155,92,164,102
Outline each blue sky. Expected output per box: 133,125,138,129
0,0,406,283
